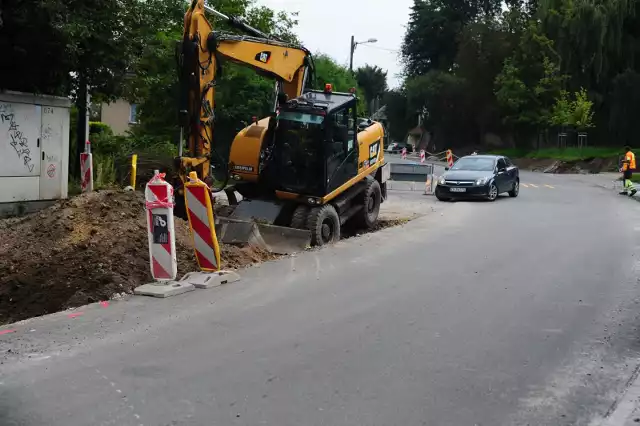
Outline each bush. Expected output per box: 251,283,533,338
89,121,113,136
94,154,117,189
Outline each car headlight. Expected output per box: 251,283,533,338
438,176,446,185
475,177,489,185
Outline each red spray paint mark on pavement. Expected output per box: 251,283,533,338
68,312,84,318
0,329,15,336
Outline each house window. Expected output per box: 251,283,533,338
129,103,138,124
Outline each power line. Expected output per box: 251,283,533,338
359,44,400,53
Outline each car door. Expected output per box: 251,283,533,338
495,158,509,192
503,157,517,189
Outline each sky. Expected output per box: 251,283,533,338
255,0,414,88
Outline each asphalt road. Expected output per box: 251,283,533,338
3,172,640,426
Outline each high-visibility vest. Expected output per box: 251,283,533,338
624,151,636,171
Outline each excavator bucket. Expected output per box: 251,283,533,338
214,200,311,255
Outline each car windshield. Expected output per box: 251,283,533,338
451,157,496,171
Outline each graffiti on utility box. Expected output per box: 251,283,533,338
0,104,34,173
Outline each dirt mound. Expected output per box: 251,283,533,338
0,191,276,325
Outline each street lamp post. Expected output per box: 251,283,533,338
349,35,378,72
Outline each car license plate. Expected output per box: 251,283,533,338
450,187,466,193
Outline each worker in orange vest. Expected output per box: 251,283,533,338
620,145,637,196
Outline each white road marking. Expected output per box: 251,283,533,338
599,360,640,425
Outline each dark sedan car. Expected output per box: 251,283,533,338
435,154,519,201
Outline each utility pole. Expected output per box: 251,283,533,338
349,35,355,73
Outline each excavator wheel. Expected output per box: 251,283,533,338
290,205,309,229
353,178,382,229
306,204,341,246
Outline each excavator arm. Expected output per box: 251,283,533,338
177,0,312,192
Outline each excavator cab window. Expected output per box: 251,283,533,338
326,103,358,192
273,111,325,195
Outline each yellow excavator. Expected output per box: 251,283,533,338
176,0,390,250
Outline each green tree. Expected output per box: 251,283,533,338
382,89,414,142
494,21,566,143
609,70,640,144
313,54,366,113
355,65,388,115
401,0,503,75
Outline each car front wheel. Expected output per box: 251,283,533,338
487,183,498,201
509,179,519,198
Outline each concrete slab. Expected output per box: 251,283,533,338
133,281,195,298
387,181,424,191
181,270,241,289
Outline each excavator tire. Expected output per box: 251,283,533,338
290,205,310,229
353,178,382,229
306,204,341,246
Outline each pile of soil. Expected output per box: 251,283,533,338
0,191,276,325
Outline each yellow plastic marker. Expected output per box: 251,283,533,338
130,154,138,188
183,171,222,272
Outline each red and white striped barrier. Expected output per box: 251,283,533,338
401,147,407,160
80,140,93,192
420,149,426,163
184,171,221,272
446,149,454,168
145,171,177,281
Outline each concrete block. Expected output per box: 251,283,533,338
134,281,195,298
181,270,241,289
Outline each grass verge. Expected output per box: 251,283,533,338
490,147,625,161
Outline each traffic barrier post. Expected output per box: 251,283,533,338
183,171,240,289
80,140,93,192
446,149,454,168
424,174,434,195
401,147,407,160
134,170,195,298
420,149,426,163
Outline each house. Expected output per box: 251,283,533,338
100,99,138,135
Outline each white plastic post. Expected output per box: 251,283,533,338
145,170,178,281
420,149,426,163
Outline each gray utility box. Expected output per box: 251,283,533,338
0,91,71,211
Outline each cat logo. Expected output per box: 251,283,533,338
255,51,271,64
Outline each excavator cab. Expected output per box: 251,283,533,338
270,89,360,196
221,86,390,248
